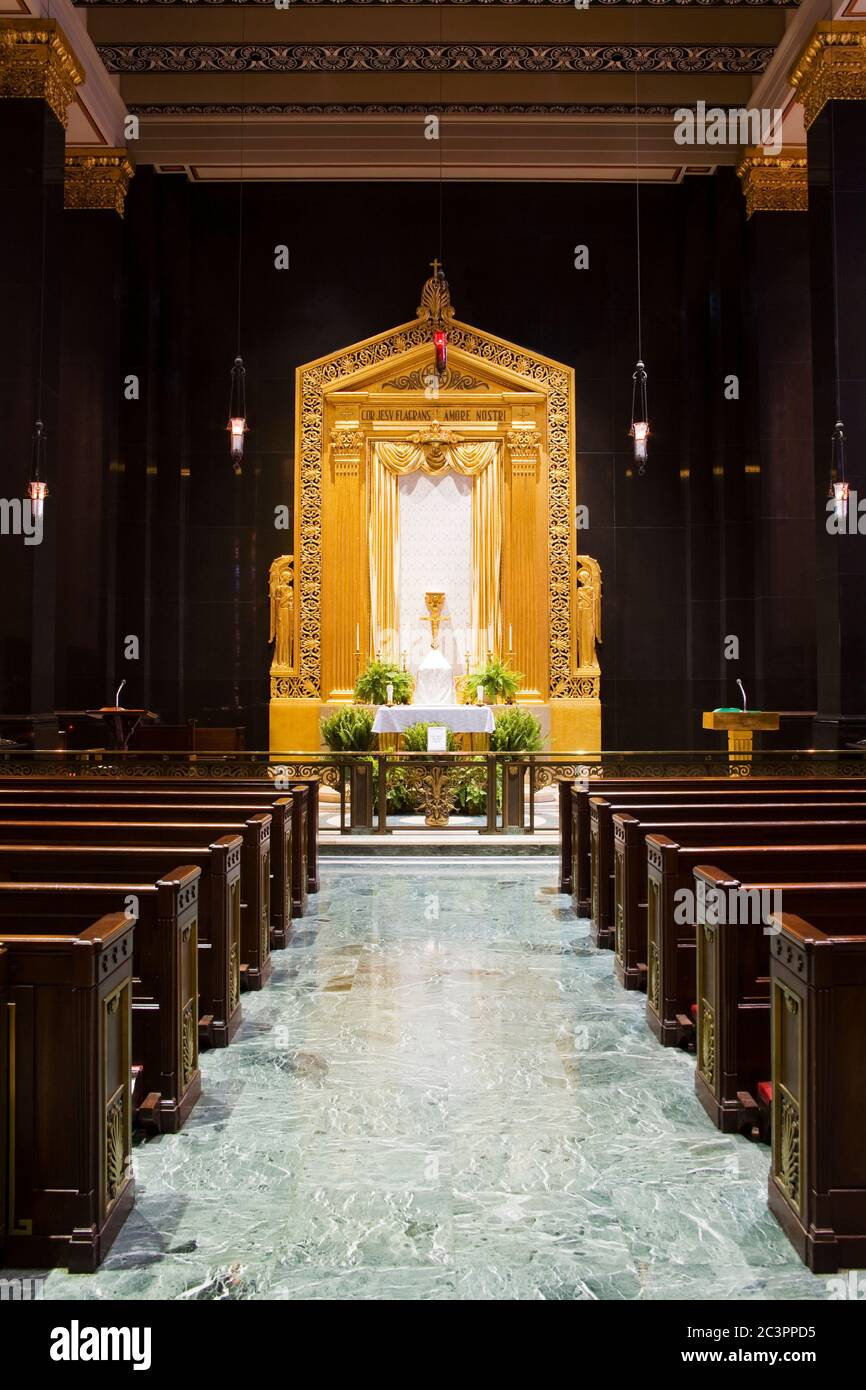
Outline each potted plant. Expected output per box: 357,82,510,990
354,659,413,706
320,707,376,829
490,708,543,830
464,657,522,705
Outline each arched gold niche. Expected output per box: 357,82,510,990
269,269,601,753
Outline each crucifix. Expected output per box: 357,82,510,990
420,591,447,649
430,257,443,277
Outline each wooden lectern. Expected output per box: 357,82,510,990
703,709,780,763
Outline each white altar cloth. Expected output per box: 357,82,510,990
372,705,496,735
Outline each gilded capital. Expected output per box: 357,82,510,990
329,426,365,475
0,18,83,128
736,148,808,218
507,426,543,476
790,21,866,130
65,149,135,217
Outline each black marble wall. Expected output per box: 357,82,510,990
11,167,820,750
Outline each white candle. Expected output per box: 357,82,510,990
386,683,394,705
356,623,360,651
477,685,485,705
508,624,513,651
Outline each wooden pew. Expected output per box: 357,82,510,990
0,944,7,1262
0,816,271,993
0,776,318,912
567,775,866,917
611,805,866,987
0,913,136,1271
0,783,308,940
767,909,866,1273
691,870,866,1140
0,868,202,1134
645,839,866,1048
0,840,242,1048
587,788,866,940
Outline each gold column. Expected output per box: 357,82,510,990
789,21,866,131
505,424,546,701
65,149,135,217
736,149,808,218
324,424,366,700
0,18,83,126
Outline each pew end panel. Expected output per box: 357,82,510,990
0,913,136,1272
768,912,866,1274
558,778,574,896
645,836,695,1048
0,946,7,1261
612,814,649,991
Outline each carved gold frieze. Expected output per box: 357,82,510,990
0,19,83,127
736,148,807,218
65,148,135,217
790,22,866,130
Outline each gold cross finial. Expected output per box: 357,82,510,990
429,258,443,277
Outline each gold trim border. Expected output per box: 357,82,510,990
0,18,84,128
790,21,866,131
288,304,578,702
65,148,135,217
736,147,808,217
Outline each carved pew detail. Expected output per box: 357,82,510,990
768,911,866,1273
0,868,203,1133
0,914,136,1271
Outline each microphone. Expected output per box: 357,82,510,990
115,679,127,708
736,679,747,712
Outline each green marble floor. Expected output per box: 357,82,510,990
37,858,834,1300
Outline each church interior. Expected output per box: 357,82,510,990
2,0,866,1324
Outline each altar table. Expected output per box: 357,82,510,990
372,705,496,736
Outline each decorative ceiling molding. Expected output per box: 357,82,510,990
789,19,866,127
0,16,83,125
129,101,685,115
98,42,775,75
736,145,807,214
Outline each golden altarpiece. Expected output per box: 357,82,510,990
268,269,601,753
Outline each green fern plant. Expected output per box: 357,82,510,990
354,660,412,706
464,657,522,704
320,706,376,751
490,708,543,752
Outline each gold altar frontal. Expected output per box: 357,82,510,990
269,270,601,754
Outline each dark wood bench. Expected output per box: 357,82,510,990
611,805,866,987
0,776,318,914
0,912,136,1271
0,839,242,1048
767,909,866,1273
0,868,202,1134
586,789,866,939
0,782,311,938
0,816,271,993
645,839,866,1048
566,776,866,915
691,870,866,1141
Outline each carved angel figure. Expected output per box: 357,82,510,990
576,555,602,672
268,556,295,671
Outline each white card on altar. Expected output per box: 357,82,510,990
427,726,448,752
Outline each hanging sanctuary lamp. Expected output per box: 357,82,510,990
27,418,49,517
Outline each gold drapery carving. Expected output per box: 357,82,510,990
368,453,401,663
471,447,503,662
369,436,502,665
375,432,497,478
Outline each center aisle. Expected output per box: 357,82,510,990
42,859,828,1301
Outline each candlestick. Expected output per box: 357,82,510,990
386,683,394,706
477,684,485,706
